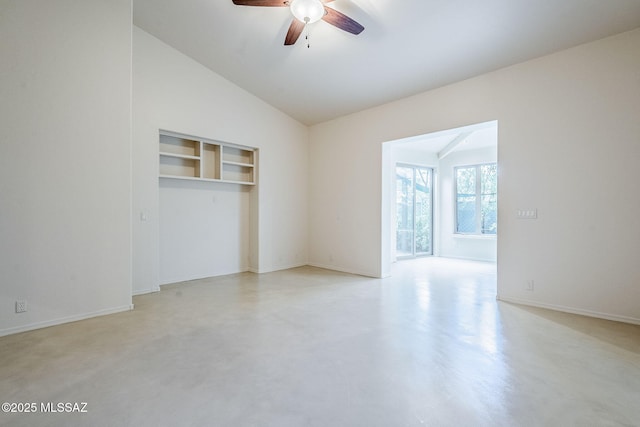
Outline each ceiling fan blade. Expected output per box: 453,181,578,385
322,6,364,35
232,0,288,6
284,19,305,45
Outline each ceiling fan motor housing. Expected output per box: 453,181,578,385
290,0,325,24
232,0,364,46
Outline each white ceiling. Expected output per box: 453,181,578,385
390,120,497,155
133,0,640,125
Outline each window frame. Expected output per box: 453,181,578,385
395,163,435,258
454,163,497,236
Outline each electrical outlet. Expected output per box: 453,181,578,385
15,300,27,313
525,280,534,291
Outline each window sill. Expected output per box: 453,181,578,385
453,233,496,240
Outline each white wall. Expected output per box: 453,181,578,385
158,180,251,285
393,148,439,166
438,147,497,262
0,0,133,336
309,29,640,324
132,28,308,291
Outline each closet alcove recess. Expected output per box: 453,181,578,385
159,130,256,185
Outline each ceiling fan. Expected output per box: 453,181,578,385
232,0,364,46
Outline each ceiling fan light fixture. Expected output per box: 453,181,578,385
290,0,325,24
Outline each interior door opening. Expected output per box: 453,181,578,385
382,120,498,273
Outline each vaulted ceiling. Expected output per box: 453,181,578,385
133,0,640,125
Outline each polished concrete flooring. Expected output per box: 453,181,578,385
1,258,640,426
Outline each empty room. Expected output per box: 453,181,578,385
1,0,640,426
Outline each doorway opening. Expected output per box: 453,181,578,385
381,120,498,274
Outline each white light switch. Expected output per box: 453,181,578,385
516,209,537,219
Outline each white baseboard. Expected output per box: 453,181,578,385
497,295,640,326
159,267,249,286
0,304,134,337
132,287,160,296
439,254,497,263
248,262,308,275
307,262,380,278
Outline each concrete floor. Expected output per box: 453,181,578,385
1,258,639,426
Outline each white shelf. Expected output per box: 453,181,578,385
160,175,220,183
159,131,256,185
159,152,200,160
222,160,254,168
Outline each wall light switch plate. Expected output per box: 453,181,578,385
516,209,537,219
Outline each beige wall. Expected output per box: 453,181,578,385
0,0,133,335
309,28,640,323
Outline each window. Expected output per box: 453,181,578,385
455,163,497,235
396,165,433,258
